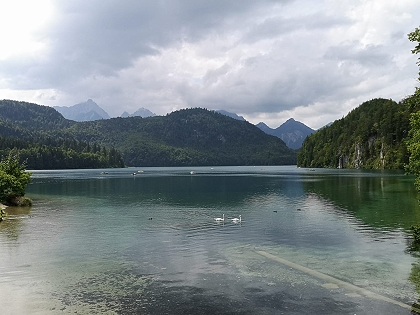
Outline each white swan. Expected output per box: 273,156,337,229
214,214,225,222
231,215,241,223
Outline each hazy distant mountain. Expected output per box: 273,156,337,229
216,110,246,121
54,99,110,121
255,122,273,134
257,118,315,150
121,108,156,118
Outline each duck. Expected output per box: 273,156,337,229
214,214,225,222
231,215,241,223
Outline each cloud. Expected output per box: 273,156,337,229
0,0,419,128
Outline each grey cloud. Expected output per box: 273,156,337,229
0,0,419,129
324,42,393,67
203,64,231,85
1,0,294,90
244,12,352,43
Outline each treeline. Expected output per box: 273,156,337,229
0,100,124,169
298,97,418,169
0,136,124,170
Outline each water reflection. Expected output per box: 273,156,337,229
0,206,32,241
1,167,419,314
301,171,420,230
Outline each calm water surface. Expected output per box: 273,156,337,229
1,166,420,314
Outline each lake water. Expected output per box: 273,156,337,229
1,166,420,314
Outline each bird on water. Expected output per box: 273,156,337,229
231,215,241,223
214,214,225,222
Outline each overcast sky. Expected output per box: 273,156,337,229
0,0,419,129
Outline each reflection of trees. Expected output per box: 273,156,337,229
28,175,305,208
0,206,31,241
409,261,420,312
302,173,420,229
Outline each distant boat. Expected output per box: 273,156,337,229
190,171,195,175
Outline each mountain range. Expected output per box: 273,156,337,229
56,100,314,149
0,100,297,168
256,119,315,150
121,108,156,118
54,99,111,121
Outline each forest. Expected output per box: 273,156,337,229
297,96,418,169
0,101,296,168
0,100,124,169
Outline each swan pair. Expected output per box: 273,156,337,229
214,214,242,223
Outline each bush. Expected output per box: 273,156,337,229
0,150,32,206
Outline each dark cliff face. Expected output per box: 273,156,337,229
338,137,387,169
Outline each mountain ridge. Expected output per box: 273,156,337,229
54,99,111,121
255,118,315,150
52,100,314,149
0,100,297,167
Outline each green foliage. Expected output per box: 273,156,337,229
412,224,420,244
298,98,411,169
65,108,297,166
0,149,31,204
0,99,73,130
406,111,420,190
408,27,420,64
0,101,295,168
405,27,420,190
0,100,125,169
0,135,125,170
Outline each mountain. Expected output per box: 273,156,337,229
255,122,273,134
0,99,72,130
298,98,414,169
0,100,124,169
66,108,297,167
0,100,297,168
216,110,246,121
121,108,156,118
54,99,110,121
257,118,315,150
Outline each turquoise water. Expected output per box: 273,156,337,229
1,166,420,314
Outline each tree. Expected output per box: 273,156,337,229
406,27,420,190
0,149,32,206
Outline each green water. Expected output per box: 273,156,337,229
1,166,420,314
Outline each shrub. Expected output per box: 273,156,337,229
0,150,32,206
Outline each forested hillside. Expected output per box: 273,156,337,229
0,101,296,168
0,100,124,169
298,98,418,169
65,108,297,166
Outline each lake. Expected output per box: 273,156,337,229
1,166,420,314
